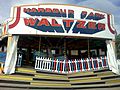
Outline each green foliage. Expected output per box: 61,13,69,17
115,34,120,59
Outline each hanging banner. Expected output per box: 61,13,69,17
7,4,116,39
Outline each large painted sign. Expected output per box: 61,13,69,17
7,4,116,39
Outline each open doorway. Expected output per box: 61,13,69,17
17,35,107,67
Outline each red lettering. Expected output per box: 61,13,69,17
88,22,97,29
98,23,105,30
77,20,86,29
30,8,37,12
24,8,30,12
37,18,50,26
38,8,45,12
46,8,52,13
52,19,61,27
53,8,59,13
24,18,37,26
68,10,74,14
82,11,87,15
63,19,74,27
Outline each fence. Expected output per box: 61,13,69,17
35,56,108,73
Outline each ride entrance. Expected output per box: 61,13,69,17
0,4,119,74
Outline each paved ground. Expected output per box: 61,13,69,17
0,87,120,90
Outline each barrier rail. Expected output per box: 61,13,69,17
16,54,22,67
35,56,108,73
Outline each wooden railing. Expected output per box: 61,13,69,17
35,56,108,73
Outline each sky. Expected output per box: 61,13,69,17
0,0,120,34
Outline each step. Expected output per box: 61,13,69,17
16,67,36,74
16,67,68,78
35,74,68,80
0,82,71,89
36,70,67,76
96,71,115,76
71,80,105,85
94,68,110,73
15,71,35,76
67,71,94,77
0,79,30,84
100,74,120,80
31,82,71,87
70,78,120,85
33,77,69,82
71,83,120,89
0,80,70,89
106,79,120,84
35,72,67,78
70,77,101,83
31,80,70,84
68,74,97,79
0,74,33,81
69,76,101,80
0,83,30,89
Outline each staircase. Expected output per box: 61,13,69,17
68,69,120,89
0,68,120,90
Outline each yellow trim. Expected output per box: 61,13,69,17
97,72,114,76
31,80,69,84
35,73,67,77
68,71,94,77
69,76,100,81
106,79,120,84
70,78,101,83
0,75,33,81
35,75,68,80
31,82,71,87
16,68,36,74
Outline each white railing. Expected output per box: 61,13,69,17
35,56,108,74
35,57,51,71
16,54,22,67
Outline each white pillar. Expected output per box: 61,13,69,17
106,40,119,74
4,35,19,74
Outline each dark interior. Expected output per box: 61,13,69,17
17,35,107,66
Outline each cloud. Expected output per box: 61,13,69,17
0,0,76,23
10,0,76,6
0,0,11,23
0,16,2,21
110,0,120,6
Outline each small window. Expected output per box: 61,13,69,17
71,50,78,55
51,50,56,55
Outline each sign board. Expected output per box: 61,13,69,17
7,4,116,39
